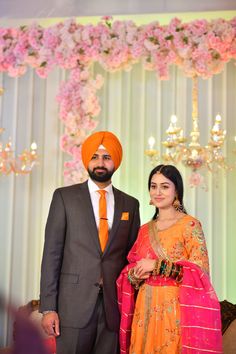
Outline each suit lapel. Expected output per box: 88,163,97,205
78,182,102,254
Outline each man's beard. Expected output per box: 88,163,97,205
88,167,114,182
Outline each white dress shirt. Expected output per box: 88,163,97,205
88,178,114,230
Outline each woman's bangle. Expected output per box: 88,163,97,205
175,265,184,283
160,260,167,276
128,268,142,289
152,259,182,280
164,260,173,277
170,263,180,279
152,258,163,276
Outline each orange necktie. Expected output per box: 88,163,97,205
97,190,109,252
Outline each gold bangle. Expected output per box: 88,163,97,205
128,268,142,289
164,260,173,277
152,258,162,276
171,263,180,279
175,266,184,283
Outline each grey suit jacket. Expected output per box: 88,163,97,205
39,181,140,331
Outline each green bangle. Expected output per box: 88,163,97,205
160,260,167,275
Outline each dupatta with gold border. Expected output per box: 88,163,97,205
117,220,222,353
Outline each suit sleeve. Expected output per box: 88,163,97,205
126,200,140,254
39,189,66,312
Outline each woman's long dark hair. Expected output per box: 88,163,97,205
148,164,187,220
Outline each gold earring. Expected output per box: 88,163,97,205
173,197,182,211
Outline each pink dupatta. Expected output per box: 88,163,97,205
117,222,222,354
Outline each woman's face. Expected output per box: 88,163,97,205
149,172,176,210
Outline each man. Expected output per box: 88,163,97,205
39,131,140,354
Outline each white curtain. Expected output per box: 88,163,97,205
0,61,236,346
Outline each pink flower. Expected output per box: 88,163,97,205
8,65,27,77
189,172,205,188
0,17,235,183
102,16,113,22
35,65,51,78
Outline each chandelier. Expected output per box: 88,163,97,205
0,88,38,176
145,76,232,187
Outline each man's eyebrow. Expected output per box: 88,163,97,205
99,153,111,157
92,153,111,157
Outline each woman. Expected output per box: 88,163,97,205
117,164,222,354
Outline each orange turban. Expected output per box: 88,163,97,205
81,131,123,170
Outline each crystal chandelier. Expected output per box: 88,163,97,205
145,76,232,186
180,76,228,173
162,114,187,164
0,88,38,176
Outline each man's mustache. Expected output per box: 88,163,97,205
93,167,108,172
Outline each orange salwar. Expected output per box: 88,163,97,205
129,215,210,354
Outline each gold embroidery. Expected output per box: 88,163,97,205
130,284,181,354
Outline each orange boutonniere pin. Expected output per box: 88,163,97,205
121,212,129,221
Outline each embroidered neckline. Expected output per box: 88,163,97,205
155,214,188,232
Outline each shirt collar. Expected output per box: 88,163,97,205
88,178,113,194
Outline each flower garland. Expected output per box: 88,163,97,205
57,66,103,184
0,16,236,184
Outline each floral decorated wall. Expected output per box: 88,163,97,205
1,16,235,184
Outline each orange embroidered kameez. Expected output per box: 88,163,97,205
129,215,210,354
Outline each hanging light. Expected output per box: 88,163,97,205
145,76,234,187
0,88,38,176
181,77,229,174
162,114,187,163
144,136,159,166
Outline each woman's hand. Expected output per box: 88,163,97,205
134,258,156,279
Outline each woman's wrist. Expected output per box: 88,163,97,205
128,268,143,289
152,258,183,283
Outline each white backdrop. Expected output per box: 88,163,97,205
0,60,236,346
1,0,236,18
